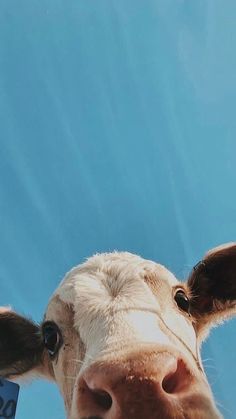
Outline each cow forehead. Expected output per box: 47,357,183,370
46,252,197,360
52,252,179,307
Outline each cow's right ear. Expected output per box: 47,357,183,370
0,308,52,380
187,243,236,340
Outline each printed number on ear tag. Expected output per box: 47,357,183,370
0,378,19,418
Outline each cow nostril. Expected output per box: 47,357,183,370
162,370,179,394
162,359,190,394
91,389,112,410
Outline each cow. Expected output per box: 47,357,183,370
0,243,236,418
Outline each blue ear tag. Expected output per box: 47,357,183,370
0,378,19,418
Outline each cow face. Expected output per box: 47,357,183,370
0,243,236,418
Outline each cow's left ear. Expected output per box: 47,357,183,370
0,308,53,380
187,243,236,339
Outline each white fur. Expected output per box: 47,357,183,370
52,252,197,370
43,251,230,418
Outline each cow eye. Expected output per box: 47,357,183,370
174,290,190,313
42,322,62,358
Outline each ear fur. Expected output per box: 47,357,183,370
187,243,236,338
0,308,44,378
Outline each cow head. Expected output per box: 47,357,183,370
0,243,236,418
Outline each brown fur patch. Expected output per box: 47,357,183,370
45,296,85,410
144,272,161,296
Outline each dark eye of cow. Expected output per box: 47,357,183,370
174,290,190,313
42,321,62,358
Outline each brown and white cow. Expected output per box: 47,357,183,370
0,243,236,418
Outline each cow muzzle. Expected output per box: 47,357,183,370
75,348,219,419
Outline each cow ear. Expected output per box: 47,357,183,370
187,243,236,338
0,308,51,380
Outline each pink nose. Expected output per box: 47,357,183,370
77,350,193,418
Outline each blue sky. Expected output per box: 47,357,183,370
0,1,236,418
